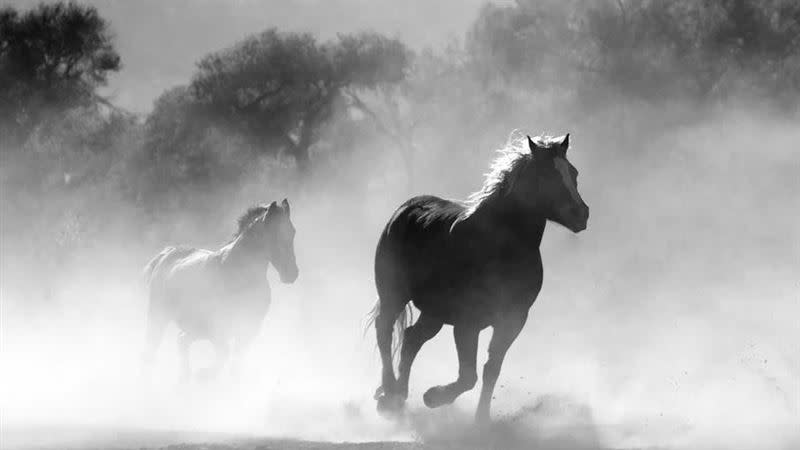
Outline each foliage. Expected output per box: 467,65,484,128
187,29,410,173
0,2,121,147
466,0,800,104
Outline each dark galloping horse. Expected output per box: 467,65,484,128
142,199,298,381
370,132,589,422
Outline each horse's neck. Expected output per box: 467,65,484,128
463,196,546,248
218,233,270,272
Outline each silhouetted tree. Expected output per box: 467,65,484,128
138,85,255,201
0,2,121,148
189,29,409,174
465,0,800,104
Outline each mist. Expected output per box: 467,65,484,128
1,2,798,450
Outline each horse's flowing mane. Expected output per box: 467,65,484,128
235,204,270,236
460,130,563,220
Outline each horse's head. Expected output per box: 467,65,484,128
514,134,589,233
260,199,299,283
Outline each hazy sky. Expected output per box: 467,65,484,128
10,0,498,113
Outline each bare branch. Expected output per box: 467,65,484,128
236,83,285,112
345,89,398,141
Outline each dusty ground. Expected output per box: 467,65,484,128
2,428,420,450
1,425,635,450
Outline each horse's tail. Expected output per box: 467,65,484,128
365,299,415,365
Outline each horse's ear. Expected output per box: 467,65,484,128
554,133,570,157
263,201,278,220
527,135,539,152
281,198,290,214
528,135,548,159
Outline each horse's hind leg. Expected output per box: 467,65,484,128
141,302,168,376
397,313,442,399
423,324,479,409
230,325,260,380
177,331,193,383
195,336,230,382
210,338,231,379
373,292,407,414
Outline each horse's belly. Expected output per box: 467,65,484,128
170,298,232,338
411,285,498,327
410,273,541,326
171,298,267,339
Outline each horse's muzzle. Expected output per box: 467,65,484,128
564,204,589,233
280,268,299,284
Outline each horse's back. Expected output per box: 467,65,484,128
145,246,205,282
379,195,463,243
145,246,219,306
377,195,462,261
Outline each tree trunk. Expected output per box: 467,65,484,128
399,138,415,193
292,120,315,176
293,143,311,175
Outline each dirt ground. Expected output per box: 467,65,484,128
2,427,406,450
1,425,631,450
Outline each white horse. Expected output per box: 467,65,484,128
142,199,298,381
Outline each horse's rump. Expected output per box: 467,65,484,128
377,196,464,274
377,195,470,294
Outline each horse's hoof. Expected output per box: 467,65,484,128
475,410,491,425
376,393,405,418
423,386,449,409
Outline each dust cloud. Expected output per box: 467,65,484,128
1,2,799,450
2,103,797,450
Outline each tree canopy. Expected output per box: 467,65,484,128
186,29,409,172
466,0,800,104
0,2,121,147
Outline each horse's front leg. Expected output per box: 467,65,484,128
230,322,261,380
177,331,193,384
373,292,409,415
475,311,528,423
195,338,230,382
423,324,479,408
140,304,168,379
